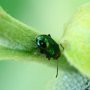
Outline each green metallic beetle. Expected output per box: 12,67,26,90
36,34,64,77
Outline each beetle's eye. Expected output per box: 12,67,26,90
39,40,46,48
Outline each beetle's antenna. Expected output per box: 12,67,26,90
60,44,64,51
48,34,51,37
56,60,58,78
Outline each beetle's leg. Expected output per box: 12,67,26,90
40,50,44,54
60,44,64,51
47,56,51,60
48,57,50,60
56,60,58,78
46,55,51,60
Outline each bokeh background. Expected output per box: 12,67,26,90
0,0,90,90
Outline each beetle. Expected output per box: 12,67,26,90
36,34,64,77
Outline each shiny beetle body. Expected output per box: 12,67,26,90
36,34,61,60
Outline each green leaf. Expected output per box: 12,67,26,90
63,2,90,77
0,7,41,61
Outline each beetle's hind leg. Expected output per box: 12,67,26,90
40,50,44,54
46,55,51,60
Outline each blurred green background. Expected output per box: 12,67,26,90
0,0,90,90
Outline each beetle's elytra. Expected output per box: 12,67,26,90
36,34,61,60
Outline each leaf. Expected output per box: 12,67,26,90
63,2,90,77
0,7,41,61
